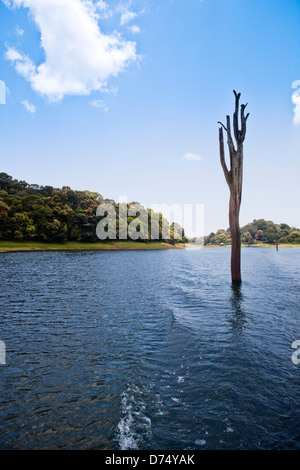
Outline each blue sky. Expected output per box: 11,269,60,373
1,0,300,235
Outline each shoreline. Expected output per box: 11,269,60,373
0,241,300,253
0,241,186,253
203,244,300,248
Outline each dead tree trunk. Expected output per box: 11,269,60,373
218,91,249,284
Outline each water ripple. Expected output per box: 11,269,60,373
0,248,300,449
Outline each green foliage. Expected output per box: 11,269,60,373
278,230,300,245
204,219,300,246
0,173,186,244
204,229,231,246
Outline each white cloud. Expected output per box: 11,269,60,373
94,0,113,19
4,0,138,102
6,47,36,81
95,0,108,8
15,24,24,36
21,99,36,114
129,25,140,34
120,10,137,25
183,152,203,162
292,80,300,126
89,99,109,111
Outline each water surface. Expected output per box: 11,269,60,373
0,247,300,449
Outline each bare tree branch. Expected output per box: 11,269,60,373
226,115,236,154
217,121,228,132
233,90,241,143
219,127,231,187
218,90,249,284
240,103,249,142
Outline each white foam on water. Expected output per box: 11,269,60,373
226,426,234,433
117,406,138,450
154,394,165,416
171,397,180,403
224,418,234,434
115,384,152,450
195,439,206,446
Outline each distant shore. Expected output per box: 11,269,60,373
0,240,186,253
203,243,300,248
1,240,300,253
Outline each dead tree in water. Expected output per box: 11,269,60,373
218,91,249,284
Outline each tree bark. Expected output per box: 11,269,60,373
218,91,249,284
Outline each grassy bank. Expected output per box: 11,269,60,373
1,241,299,253
204,243,300,248
0,240,186,253
248,243,300,248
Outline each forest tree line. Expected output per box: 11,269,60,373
1,173,298,246
0,173,187,244
204,219,300,246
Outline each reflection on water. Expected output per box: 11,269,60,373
0,248,300,450
229,284,247,331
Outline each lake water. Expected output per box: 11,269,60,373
1,247,300,450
